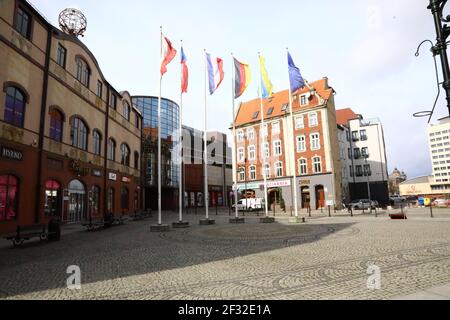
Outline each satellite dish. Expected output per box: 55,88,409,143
59,8,87,37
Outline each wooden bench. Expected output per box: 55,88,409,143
3,225,56,247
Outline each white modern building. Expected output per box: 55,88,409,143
427,117,450,193
336,109,390,205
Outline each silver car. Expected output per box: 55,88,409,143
349,199,377,210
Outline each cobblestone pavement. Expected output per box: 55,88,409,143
1,208,450,300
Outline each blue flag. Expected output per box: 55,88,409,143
288,52,305,93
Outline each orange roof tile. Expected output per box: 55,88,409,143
235,78,333,127
336,108,358,126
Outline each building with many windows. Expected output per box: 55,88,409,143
234,78,342,210
336,109,389,205
427,117,450,193
0,0,142,234
132,96,180,210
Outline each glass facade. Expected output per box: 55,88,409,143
132,96,180,189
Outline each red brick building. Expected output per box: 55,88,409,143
234,78,342,210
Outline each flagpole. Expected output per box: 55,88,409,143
204,49,209,221
231,53,239,220
258,52,270,219
287,48,300,220
178,40,184,223
157,26,163,226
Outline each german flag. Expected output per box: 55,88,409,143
234,58,251,99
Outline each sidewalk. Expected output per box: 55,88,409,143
392,283,450,300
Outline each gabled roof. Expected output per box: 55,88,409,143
336,108,358,126
235,78,333,127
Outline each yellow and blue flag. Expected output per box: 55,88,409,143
259,55,273,99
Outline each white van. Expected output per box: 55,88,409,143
233,198,265,211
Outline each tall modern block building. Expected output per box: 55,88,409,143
427,117,450,192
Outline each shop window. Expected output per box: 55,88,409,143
91,186,100,216
0,174,19,222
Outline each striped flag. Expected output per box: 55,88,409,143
161,35,177,76
234,58,251,99
259,55,273,99
206,52,224,95
181,47,188,93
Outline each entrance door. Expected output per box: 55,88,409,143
301,187,310,209
315,185,325,209
45,180,61,218
67,180,86,224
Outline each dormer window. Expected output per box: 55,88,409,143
267,107,274,116
281,104,288,112
300,95,307,106
252,111,259,120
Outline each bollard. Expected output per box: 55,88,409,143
229,205,231,216
290,206,293,217
328,205,331,217
430,204,434,218
195,205,197,215
350,206,353,217
308,206,312,218
216,204,218,216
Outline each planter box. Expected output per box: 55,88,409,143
390,213,407,220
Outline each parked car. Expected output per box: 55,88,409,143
232,198,265,211
432,199,450,207
349,199,377,210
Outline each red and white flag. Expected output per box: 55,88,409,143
161,35,177,76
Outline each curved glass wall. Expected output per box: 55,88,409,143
132,96,180,188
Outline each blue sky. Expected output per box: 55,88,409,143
29,0,445,178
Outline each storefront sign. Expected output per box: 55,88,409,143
1,146,23,161
267,180,291,188
299,180,311,185
109,172,117,181
122,176,131,183
92,169,102,177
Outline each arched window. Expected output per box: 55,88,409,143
0,174,19,222
134,151,139,170
121,143,130,166
76,57,90,87
70,117,88,150
108,138,116,161
123,102,130,121
121,187,129,211
49,109,63,142
4,86,26,127
93,130,102,156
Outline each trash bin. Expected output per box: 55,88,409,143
48,218,61,242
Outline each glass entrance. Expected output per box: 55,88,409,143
67,180,86,224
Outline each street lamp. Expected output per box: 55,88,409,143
362,152,372,213
427,0,450,117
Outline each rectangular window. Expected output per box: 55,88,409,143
135,113,140,129
354,148,361,159
348,148,352,159
361,147,369,157
349,165,354,177
247,128,255,140
352,131,359,141
110,94,117,109
97,80,103,98
14,7,31,39
360,129,367,141
309,113,318,127
238,148,245,163
301,95,307,106
248,145,256,161
311,133,320,150
295,116,304,129
297,136,306,152
299,159,308,175
272,122,280,135
237,130,244,142
273,140,282,156
57,44,67,68
261,143,269,159
356,165,363,177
